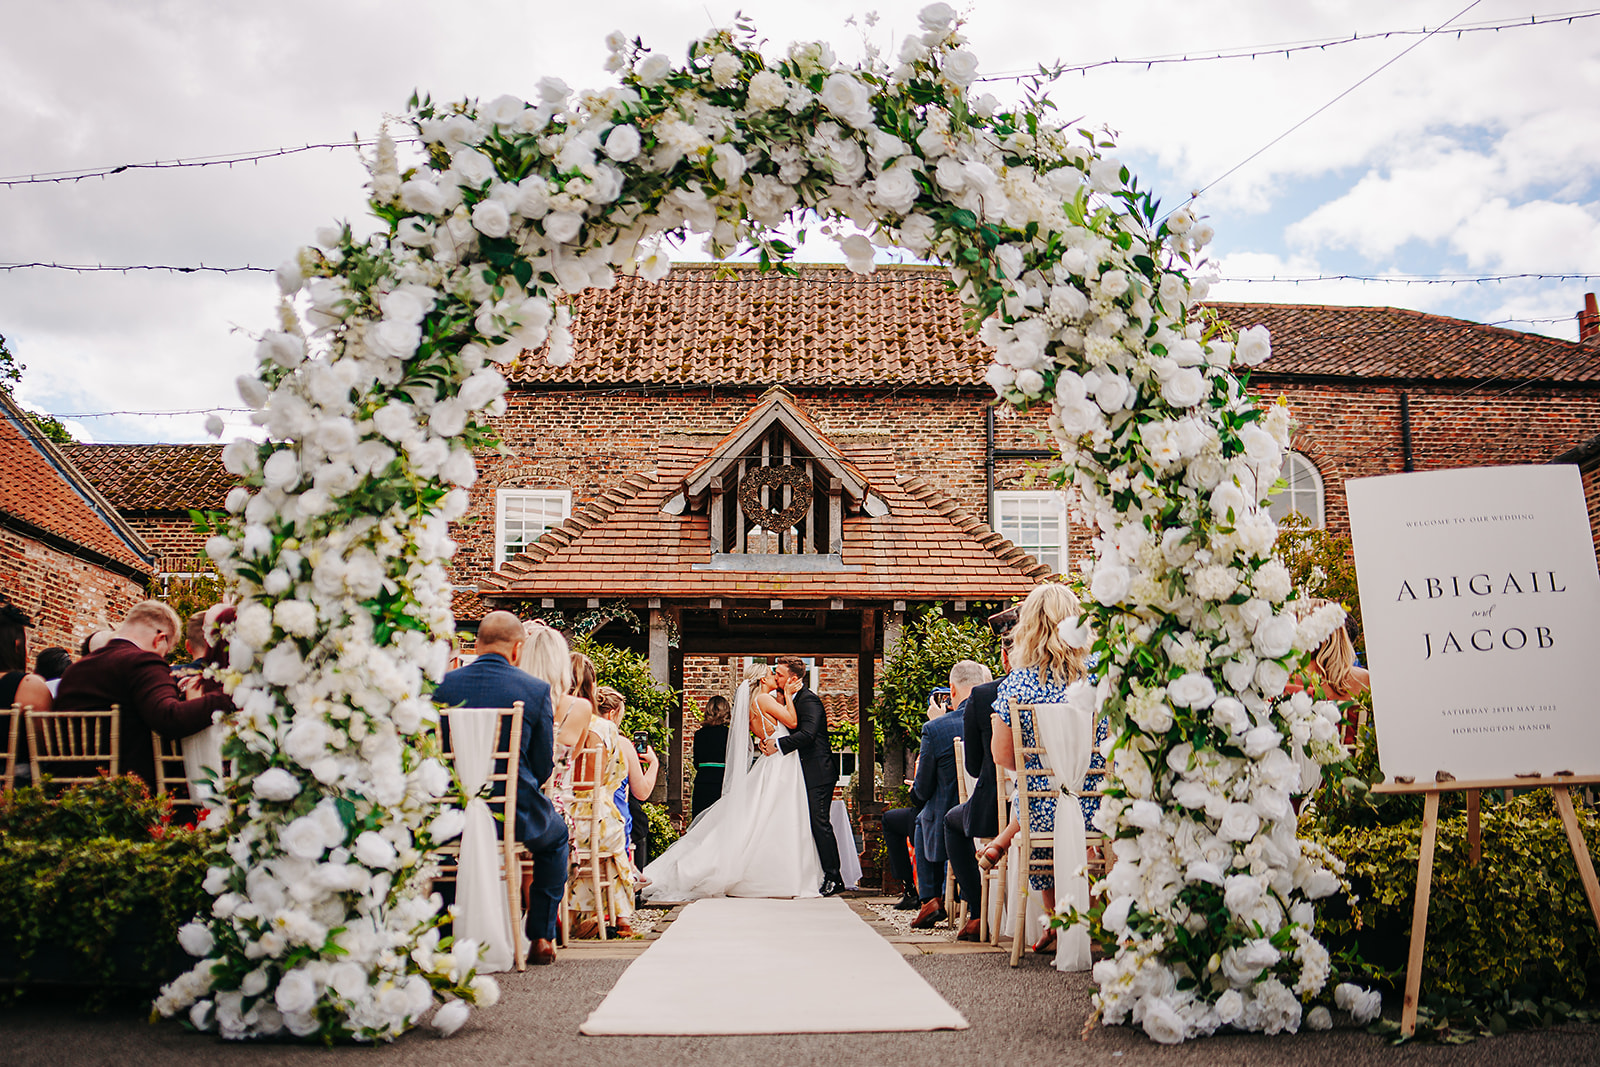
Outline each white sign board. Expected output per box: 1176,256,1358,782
1345,465,1600,782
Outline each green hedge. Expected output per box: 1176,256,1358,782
575,637,676,756
0,777,213,995
1307,788,1600,1002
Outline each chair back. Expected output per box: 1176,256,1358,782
952,737,970,804
1007,704,1059,965
2,706,21,792
436,702,525,853
152,734,191,801
26,707,120,788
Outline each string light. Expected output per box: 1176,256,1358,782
0,139,417,188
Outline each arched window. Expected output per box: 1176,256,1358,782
1269,452,1325,527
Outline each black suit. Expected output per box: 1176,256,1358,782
777,685,841,883
944,675,1005,910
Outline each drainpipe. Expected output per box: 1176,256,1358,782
1400,393,1414,472
985,405,995,527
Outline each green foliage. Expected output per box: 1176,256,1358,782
573,637,676,755
152,550,226,659
872,606,1003,745
1306,790,1600,1005
0,777,213,997
1275,512,1362,653
0,330,75,444
1370,987,1600,1045
828,718,859,752
641,801,679,859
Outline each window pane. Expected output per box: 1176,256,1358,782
1268,454,1323,527
996,492,1064,573
499,492,569,563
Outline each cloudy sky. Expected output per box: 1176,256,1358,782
4,0,1597,443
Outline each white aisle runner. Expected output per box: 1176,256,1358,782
579,898,969,1035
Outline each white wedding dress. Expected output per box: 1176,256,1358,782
642,681,822,900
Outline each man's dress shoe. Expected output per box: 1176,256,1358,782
530,938,557,965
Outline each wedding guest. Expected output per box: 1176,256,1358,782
1288,598,1370,742
35,647,71,698
432,610,566,966
990,583,1097,954
571,686,653,937
78,629,112,657
518,622,592,818
2,602,52,708
176,610,210,670
945,606,1016,941
54,600,231,790
599,686,660,874
883,659,991,928
689,696,731,820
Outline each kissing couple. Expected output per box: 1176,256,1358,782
642,656,845,901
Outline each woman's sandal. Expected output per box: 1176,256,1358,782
976,843,1005,871
1032,927,1058,954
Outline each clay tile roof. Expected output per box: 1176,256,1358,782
479,396,1047,603
506,263,1593,386
1209,302,1599,382
61,443,233,511
0,391,152,574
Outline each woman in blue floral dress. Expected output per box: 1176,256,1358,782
989,582,1100,952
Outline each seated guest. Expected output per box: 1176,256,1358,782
517,623,593,818
35,647,72,698
432,610,566,966
175,610,210,671
1288,598,1370,743
882,659,991,928
54,600,230,790
990,583,1095,954
570,687,658,937
944,605,1017,941
3,603,53,786
690,696,731,820
79,629,113,657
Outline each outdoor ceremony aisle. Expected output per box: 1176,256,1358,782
579,898,969,1035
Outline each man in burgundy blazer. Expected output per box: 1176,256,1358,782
54,600,233,789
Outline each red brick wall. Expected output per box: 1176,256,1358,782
1265,380,1600,542
126,516,211,566
1579,465,1600,548
0,528,147,661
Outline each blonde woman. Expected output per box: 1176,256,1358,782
1287,599,1370,743
989,583,1097,953
569,685,642,936
641,661,821,901
520,622,592,817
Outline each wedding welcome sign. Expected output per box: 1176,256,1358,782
1346,465,1600,782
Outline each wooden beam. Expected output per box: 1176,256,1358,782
856,609,877,830
1400,791,1441,1038
674,632,867,656
648,608,670,685
666,646,685,816
1373,773,1600,794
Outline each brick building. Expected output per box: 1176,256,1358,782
0,389,152,657
60,266,1600,817
61,443,232,576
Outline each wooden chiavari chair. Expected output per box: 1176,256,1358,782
25,707,119,789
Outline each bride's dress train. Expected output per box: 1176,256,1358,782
641,684,822,901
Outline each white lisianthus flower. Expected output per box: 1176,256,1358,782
253,768,302,802
1335,984,1383,1023
1089,156,1124,193
432,999,470,1036
636,52,672,84
177,921,214,957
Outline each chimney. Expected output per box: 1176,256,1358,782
1581,292,1599,345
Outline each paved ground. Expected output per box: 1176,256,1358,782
5,896,1598,1066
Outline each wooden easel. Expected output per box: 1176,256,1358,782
1371,772,1600,1037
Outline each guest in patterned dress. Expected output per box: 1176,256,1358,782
569,700,636,937
990,582,1096,953
519,624,593,818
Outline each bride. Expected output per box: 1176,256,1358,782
641,662,822,900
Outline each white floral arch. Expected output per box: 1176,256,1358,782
157,3,1372,1044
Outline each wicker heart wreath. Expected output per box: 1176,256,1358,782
171,2,1369,1046
738,464,813,531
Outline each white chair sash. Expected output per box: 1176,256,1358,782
1032,700,1094,972
829,798,862,889
181,724,225,811
451,708,515,972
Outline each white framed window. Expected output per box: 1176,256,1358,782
993,490,1069,574
494,488,572,568
1268,452,1325,528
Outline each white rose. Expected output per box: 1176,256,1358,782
1211,696,1249,733
399,180,448,215
1141,996,1186,1045
252,768,302,802
367,318,422,360
543,211,583,243
1094,373,1131,413
872,165,921,214
919,2,956,31
354,830,398,870
636,52,672,84
1015,368,1045,397
470,200,510,239
1218,802,1260,843
261,449,300,492
1255,659,1290,697
1253,615,1297,659
1216,988,1244,1024
1057,615,1093,649
1091,563,1131,605
1161,367,1207,408
604,124,641,162
280,812,333,860
1167,672,1216,709
942,49,979,87
1089,156,1124,193
274,967,318,1015
819,73,874,128
262,643,306,686
1098,269,1130,299
177,921,214,957
746,71,788,110
1186,860,1225,885
429,809,466,844
1236,324,1271,366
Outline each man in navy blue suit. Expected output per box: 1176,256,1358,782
432,611,566,966
882,659,992,929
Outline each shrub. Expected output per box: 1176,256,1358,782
872,607,1003,745
641,801,679,859
0,776,214,996
1306,789,1600,1002
574,637,676,756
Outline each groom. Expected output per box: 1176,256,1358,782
760,656,844,896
